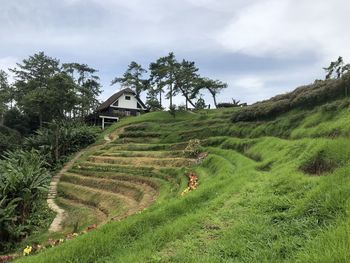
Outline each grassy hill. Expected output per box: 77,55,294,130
16,77,350,262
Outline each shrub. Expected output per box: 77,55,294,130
0,125,22,158
231,73,350,122
168,105,177,118
183,139,201,158
119,131,161,138
217,102,247,108
300,150,337,175
0,149,50,251
24,120,99,167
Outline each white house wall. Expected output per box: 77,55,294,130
112,93,144,110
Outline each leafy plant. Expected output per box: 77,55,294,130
0,149,50,251
183,139,201,158
24,120,99,167
0,125,22,157
168,104,177,119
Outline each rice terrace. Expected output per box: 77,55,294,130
1,1,350,262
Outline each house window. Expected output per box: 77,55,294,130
112,100,119,106
125,96,131,100
137,102,142,109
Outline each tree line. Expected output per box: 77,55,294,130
112,52,228,110
0,52,101,134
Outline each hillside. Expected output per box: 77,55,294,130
16,78,350,262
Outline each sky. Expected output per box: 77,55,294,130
0,0,350,106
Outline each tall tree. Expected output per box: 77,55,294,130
196,78,227,108
10,52,60,127
149,61,166,108
324,56,350,79
0,70,10,124
111,61,147,97
149,52,178,109
173,60,200,109
145,86,163,111
62,63,101,118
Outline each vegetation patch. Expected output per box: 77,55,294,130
255,161,273,172
183,139,201,158
119,131,162,138
300,150,338,175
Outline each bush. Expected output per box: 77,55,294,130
3,108,31,135
231,73,350,122
24,120,99,167
168,105,177,118
0,150,50,251
0,125,22,158
217,102,247,108
119,131,161,138
183,139,201,158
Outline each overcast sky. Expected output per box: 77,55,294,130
1,0,349,106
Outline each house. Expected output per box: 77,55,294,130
92,88,148,129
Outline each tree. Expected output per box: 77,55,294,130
45,72,78,119
145,86,163,111
3,108,31,135
149,61,166,108
62,63,101,119
149,52,178,109
168,104,177,118
324,56,350,79
0,71,10,124
173,60,200,109
196,78,227,108
111,61,147,97
10,52,60,128
195,97,206,109
323,56,350,97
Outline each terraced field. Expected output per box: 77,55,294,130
18,98,350,262
54,128,194,233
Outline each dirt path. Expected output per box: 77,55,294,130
47,130,121,232
47,151,85,232
47,126,160,232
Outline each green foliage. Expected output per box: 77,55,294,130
324,56,350,80
13,97,350,263
147,52,226,110
217,99,247,108
24,121,99,167
168,104,177,118
183,139,201,158
232,73,350,122
111,61,148,97
119,131,160,138
194,97,206,110
0,125,22,157
9,52,101,130
14,72,350,262
3,108,32,135
196,77,227,108
0,150,50,251
146,94,163,111
0,70,12,119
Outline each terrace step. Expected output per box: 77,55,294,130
88,156,196,168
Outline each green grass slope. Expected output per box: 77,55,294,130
17,79,350,262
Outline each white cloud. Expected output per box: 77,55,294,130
0,0,349,104
217,0,350,62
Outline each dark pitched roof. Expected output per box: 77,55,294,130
96,88,147,111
